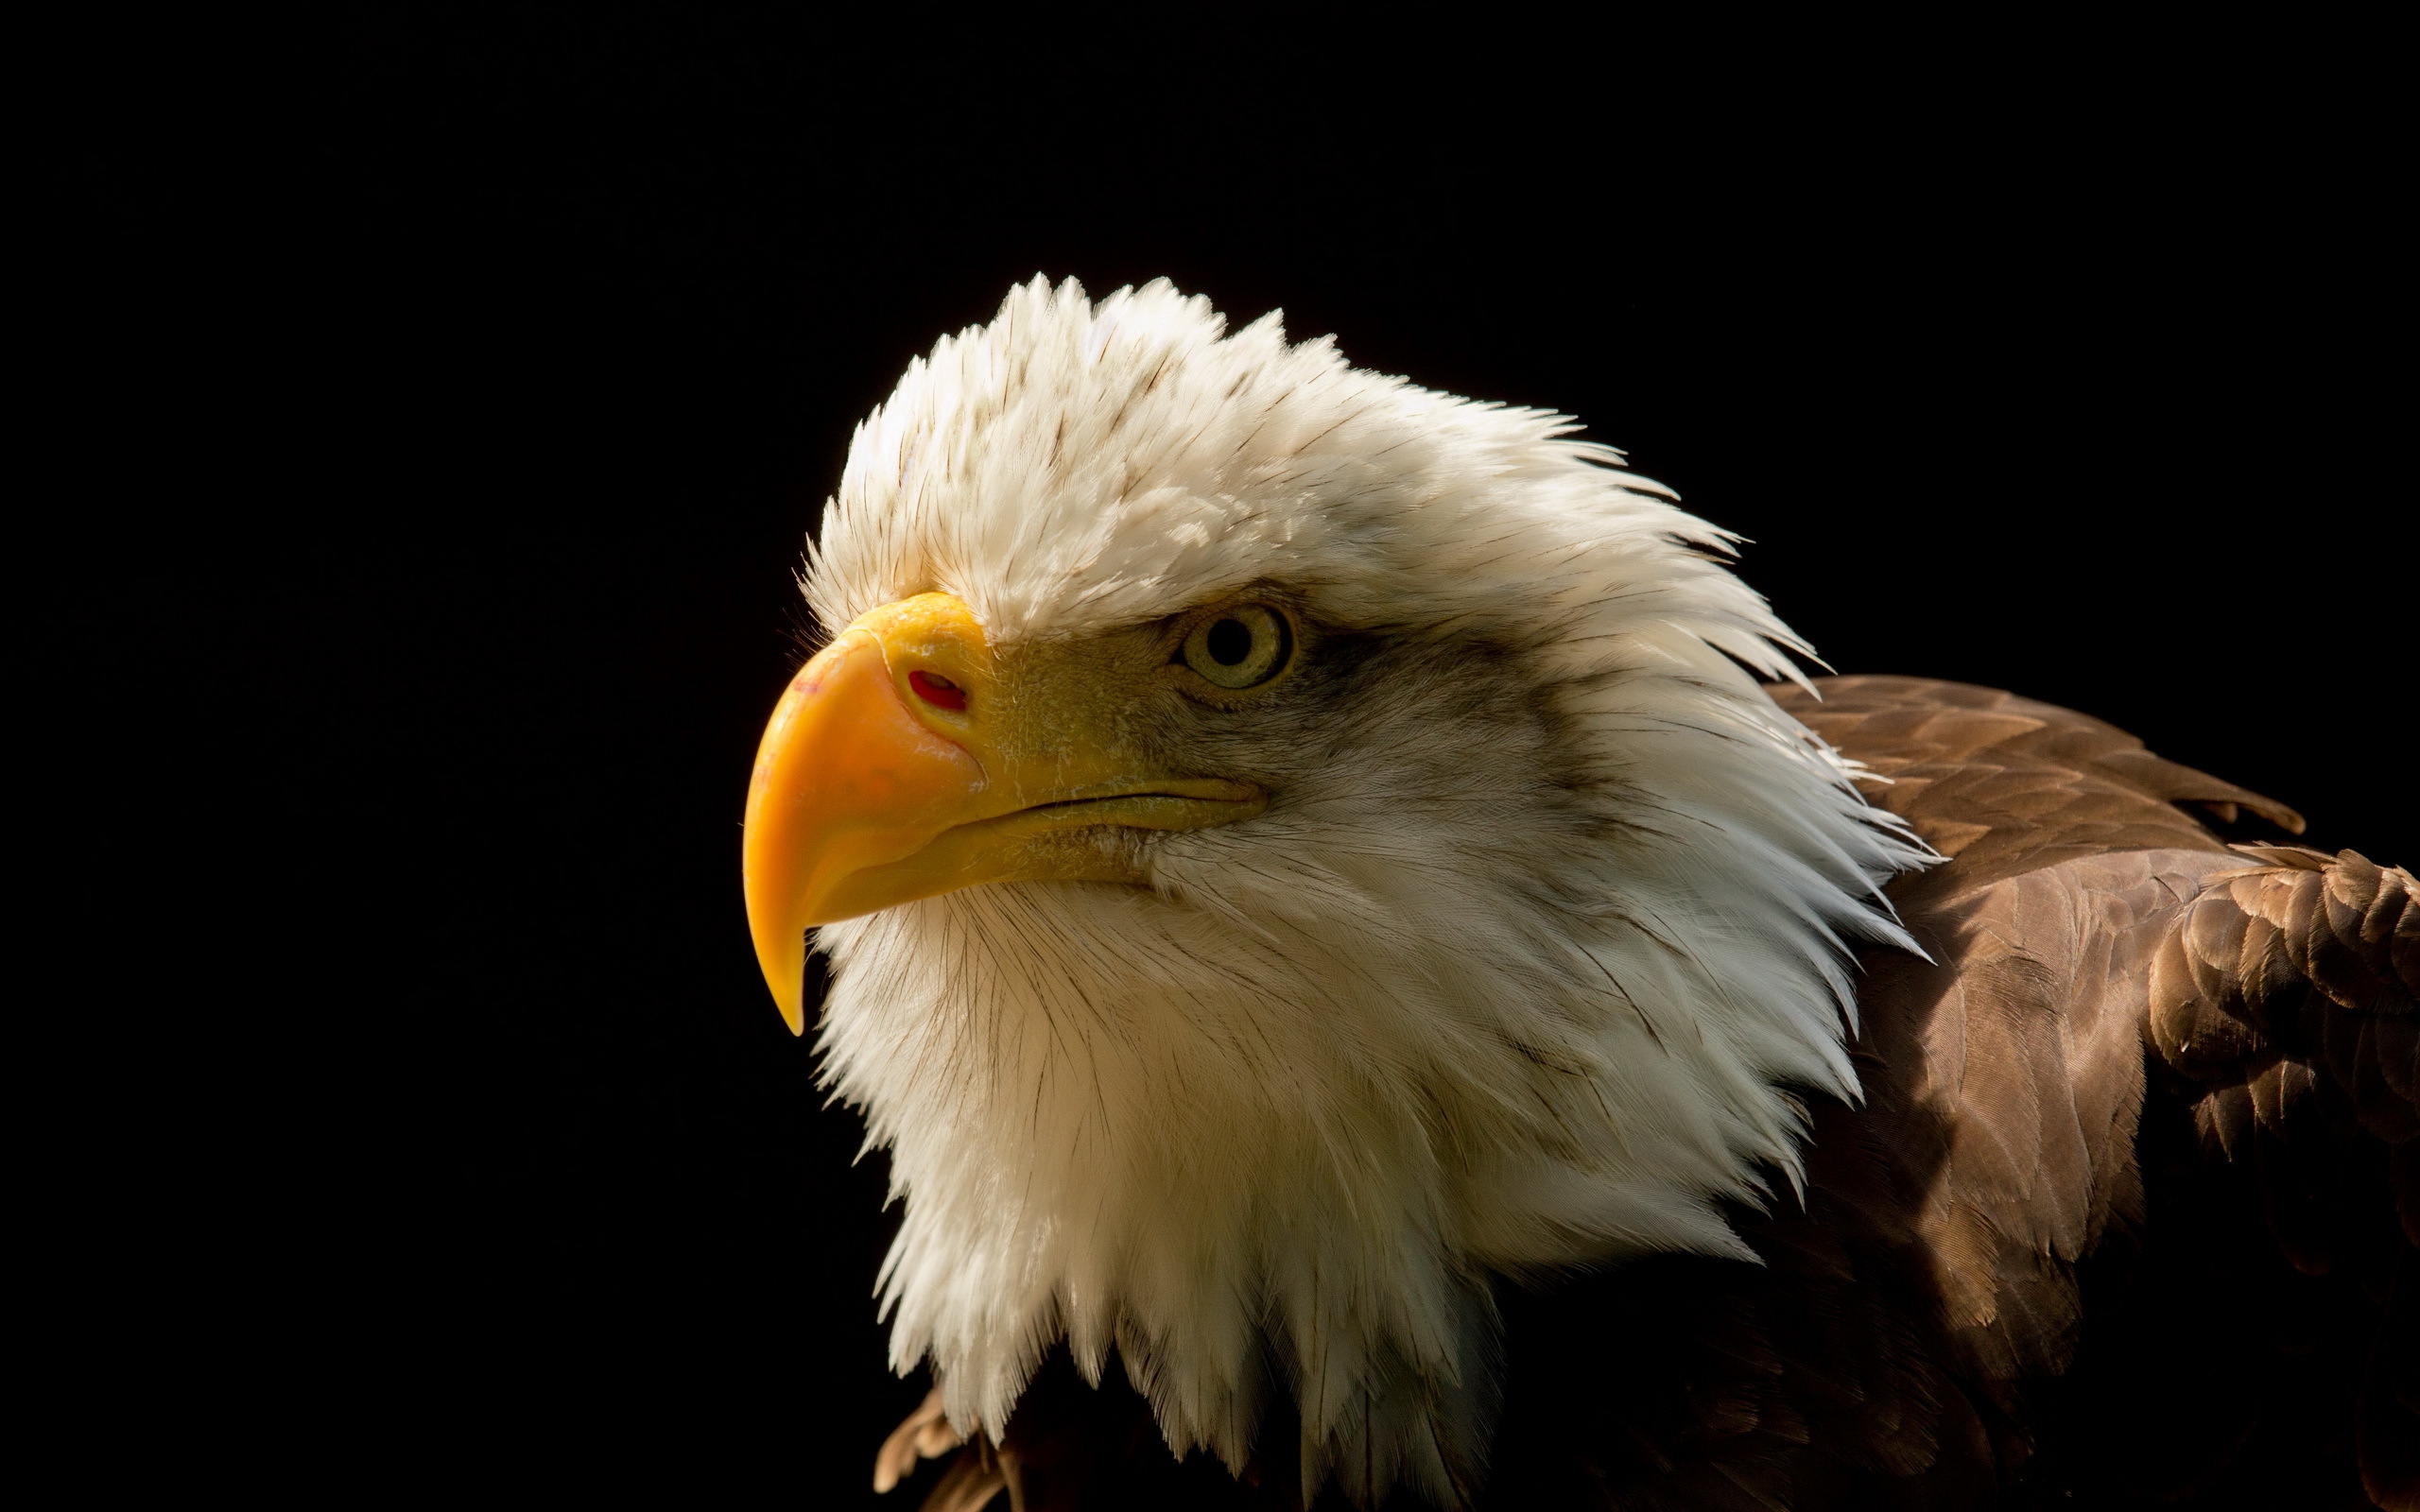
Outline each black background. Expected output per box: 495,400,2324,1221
55,11,2407,1504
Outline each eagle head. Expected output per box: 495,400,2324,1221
742,278,1926,1504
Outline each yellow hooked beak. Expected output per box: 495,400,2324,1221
741,593,1266,1033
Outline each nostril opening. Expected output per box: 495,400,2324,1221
908,670,968,711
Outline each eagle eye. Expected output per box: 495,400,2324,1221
1180,605,1290,690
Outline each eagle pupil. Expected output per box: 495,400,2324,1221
1206,618,1252,666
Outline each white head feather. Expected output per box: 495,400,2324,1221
805,278,1927,1505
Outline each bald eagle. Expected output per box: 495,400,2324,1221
741,280,2415,1510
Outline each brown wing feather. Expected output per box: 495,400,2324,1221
877,676,2412,1509
1772,674,2303,887
2137,843,2418,1508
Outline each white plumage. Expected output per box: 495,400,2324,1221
805,278,1930,1504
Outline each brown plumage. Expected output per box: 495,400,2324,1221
875,676,2416,1510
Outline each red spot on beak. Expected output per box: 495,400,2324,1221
908,670,967,711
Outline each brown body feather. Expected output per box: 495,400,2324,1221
878,677,2417,1510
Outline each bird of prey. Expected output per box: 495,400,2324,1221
740,279,2415,1510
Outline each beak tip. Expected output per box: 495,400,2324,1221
762,952,808,1036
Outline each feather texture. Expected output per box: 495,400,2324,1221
807,287,2409,1507
880,678,2413,1509
808,280,1928,1503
